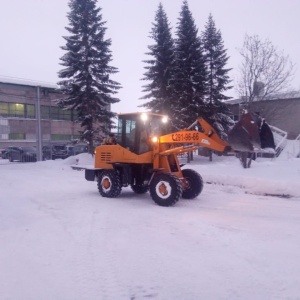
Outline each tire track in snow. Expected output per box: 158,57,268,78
28,197,109,299
71,209,127,300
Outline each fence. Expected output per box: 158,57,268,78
296,134,300,158
269,125,288,157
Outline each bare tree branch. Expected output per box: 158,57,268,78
236,34,296,104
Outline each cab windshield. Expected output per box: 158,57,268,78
117,113,170,154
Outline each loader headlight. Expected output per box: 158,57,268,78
162,116,168,123
152,136,158,143
141,113,148,121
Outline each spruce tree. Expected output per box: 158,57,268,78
140,3,176,120
172,0,207,129
58,0,121,152
202,14,233,138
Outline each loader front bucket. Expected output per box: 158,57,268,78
228,112,262,152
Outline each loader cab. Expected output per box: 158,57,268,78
117,112,170,155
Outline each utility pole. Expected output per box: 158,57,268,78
36,86,42,161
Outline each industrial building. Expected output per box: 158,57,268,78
0,77,81,149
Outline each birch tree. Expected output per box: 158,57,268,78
236,34,295,104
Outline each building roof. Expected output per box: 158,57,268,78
0,76,58,89
223,98,243,105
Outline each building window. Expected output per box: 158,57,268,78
40,105,73,120
0,102,36,119
0,119,8,126
50,106,60,120
61,109,71,120
0,102,9,117
9,133,26,140
9,103,25,117
41,105,50,119
50,106,72,120
26,104,35,118
51,134,72,141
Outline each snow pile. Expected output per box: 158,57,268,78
187,155,300,198
63,152,94,168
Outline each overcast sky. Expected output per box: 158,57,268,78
0,0,299,113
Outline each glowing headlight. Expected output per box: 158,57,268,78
141,113,148,121
162,116,168,123
152,136,158,143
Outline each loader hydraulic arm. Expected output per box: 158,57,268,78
158,117,232,153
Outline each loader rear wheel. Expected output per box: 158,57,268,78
131,184,148,194
181,169,203,199
149,173,182,207
97,170,122,198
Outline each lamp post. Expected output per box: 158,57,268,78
36,86,42,161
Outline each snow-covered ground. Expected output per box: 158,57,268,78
0,141,300,300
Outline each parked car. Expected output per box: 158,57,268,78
73,144,89,155
6,146,37,162
1,147,23,160
0,148,6,159
52,144,68,160
1,148,8,159
42,146,52,160
66,145,75,157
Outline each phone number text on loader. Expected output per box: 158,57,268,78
171,132,200,142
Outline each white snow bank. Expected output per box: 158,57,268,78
184,154,300,198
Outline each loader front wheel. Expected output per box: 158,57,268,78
149,173,182,207
97,170,122,198
181,169,203,199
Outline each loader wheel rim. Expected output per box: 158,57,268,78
101,176,111,191
156,181,171,199
182,178,191,190
181,169,203,199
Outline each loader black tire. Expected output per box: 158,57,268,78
97,170,122,198
181,169,203,199
149,173,182,207
131,184,148,194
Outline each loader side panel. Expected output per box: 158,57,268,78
94,144,153,169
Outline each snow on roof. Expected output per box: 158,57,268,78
0,76,58,89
